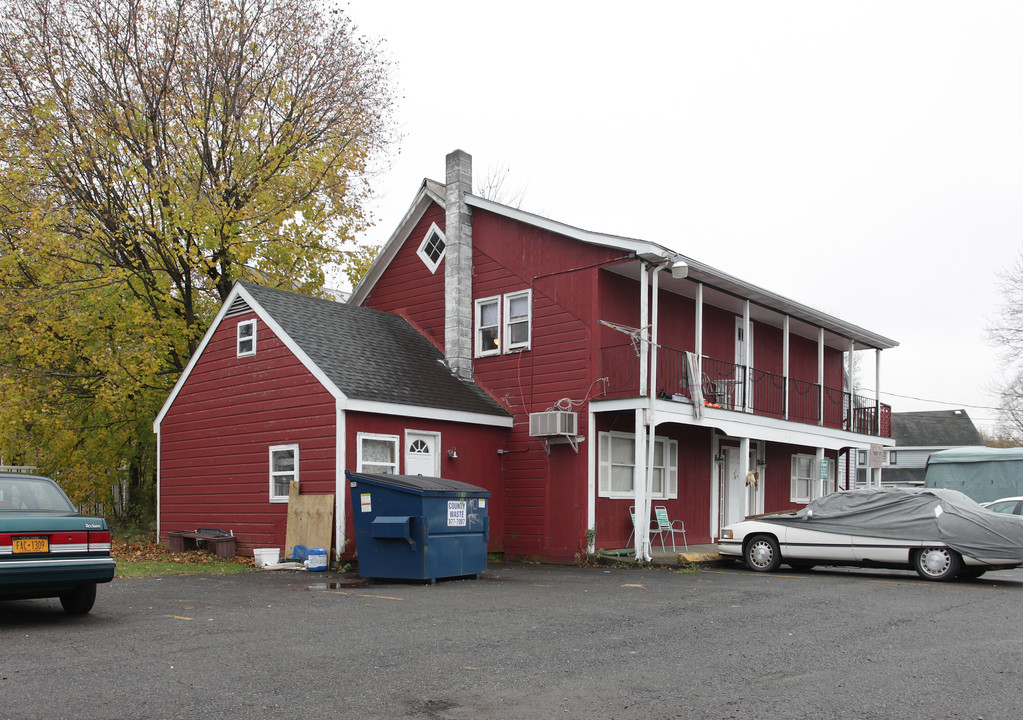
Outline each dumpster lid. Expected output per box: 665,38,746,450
346,470,489,495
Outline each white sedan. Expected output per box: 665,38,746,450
718,487,1023,581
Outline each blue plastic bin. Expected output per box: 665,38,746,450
346,470,490,583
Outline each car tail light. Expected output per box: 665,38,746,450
88,530,112,553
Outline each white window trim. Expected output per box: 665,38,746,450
474,296,501,357
237,319,256,357
790,453,814,503
416,223,446,274
357,432,400,474
269,444,299,503
503,289,532,352
597,431,678,500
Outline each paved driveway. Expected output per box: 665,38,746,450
3,563,1022,719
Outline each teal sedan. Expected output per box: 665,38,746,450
0,473,116,614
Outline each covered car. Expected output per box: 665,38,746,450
0,473,116,614
717,487,1023,581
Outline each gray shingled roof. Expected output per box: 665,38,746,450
239,281,509,419
891,410,983,447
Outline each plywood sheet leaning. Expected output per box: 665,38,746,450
285,480,335,560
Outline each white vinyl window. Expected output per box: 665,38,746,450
269,444,298,503
598,431,678,499
504,290,532,351
358,433,399,474
475,297,501,357
237,319,256,357
790,454,814,503
416,223,446,274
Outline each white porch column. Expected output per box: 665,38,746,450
695,283,704,379
815,447,825,498
783,315,790,420
739,437,751,517
587,408,597,552
817,327,825,426
633,407,650,560
639,264,649,396
875,348,882,438
742,300,751,412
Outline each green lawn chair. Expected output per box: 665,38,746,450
653,506,688,551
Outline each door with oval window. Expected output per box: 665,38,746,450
404,431,440,477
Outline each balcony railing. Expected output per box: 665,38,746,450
600,343,892,437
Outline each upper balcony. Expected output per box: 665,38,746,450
600,343,892,438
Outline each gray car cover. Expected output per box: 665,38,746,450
757,487,1023,563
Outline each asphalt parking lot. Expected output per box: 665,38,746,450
3,562,1023,720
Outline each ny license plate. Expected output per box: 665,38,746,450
12,536,49,554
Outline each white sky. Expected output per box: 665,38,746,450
343,0,1023,431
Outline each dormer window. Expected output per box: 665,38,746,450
417,223,446,274
237,319,256,357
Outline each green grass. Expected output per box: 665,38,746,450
115,558,252,578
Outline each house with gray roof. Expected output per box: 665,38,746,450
853,409,984,487
153,280,512,555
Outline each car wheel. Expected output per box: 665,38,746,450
744,535,781,572
912,547,962,582
59,583,97,615
957,566,987,580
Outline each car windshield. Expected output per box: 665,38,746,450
0,477,77,513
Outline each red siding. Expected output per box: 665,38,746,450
159,313,336,552
365,202,447,350
342,412,507,553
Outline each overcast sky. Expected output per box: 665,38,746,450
342,0,1023,431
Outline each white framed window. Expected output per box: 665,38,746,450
857,449,867,466
269,444,298,503
504,290,532,352
237,319,256,357
416,223,446,274
598,431,678,499
790,454,814,503
358,433,399,474
475,296,501,357
887,450,897,465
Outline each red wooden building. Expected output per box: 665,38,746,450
154,283,512,554
155,149,897,562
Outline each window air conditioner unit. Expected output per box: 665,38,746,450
529,411,578,437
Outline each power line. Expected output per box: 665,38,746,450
861,389,1002,413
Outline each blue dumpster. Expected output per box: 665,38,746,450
346,470,491,583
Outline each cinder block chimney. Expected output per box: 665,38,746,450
444,150,473,380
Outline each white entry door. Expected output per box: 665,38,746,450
720,447,746,528
404,431,440,477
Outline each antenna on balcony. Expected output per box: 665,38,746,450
598,319,650,356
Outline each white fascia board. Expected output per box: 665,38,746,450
349,185,441,306
590,397,895,451
466,195,896,350
465,195,672,261
343,398,513,428
153,283,348,431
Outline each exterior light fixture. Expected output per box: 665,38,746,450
447,448,458,459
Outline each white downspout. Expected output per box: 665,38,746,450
634,264,651,560
335,404,347,559
643,263,664,560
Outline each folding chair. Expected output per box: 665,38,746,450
653,506,688,551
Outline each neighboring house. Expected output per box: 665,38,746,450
852,409,984,488
154,282,512,553
154,150,899,562
349,149,898,561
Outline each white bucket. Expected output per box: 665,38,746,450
253,548,280,568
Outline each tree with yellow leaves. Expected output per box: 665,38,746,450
0,0,393,516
